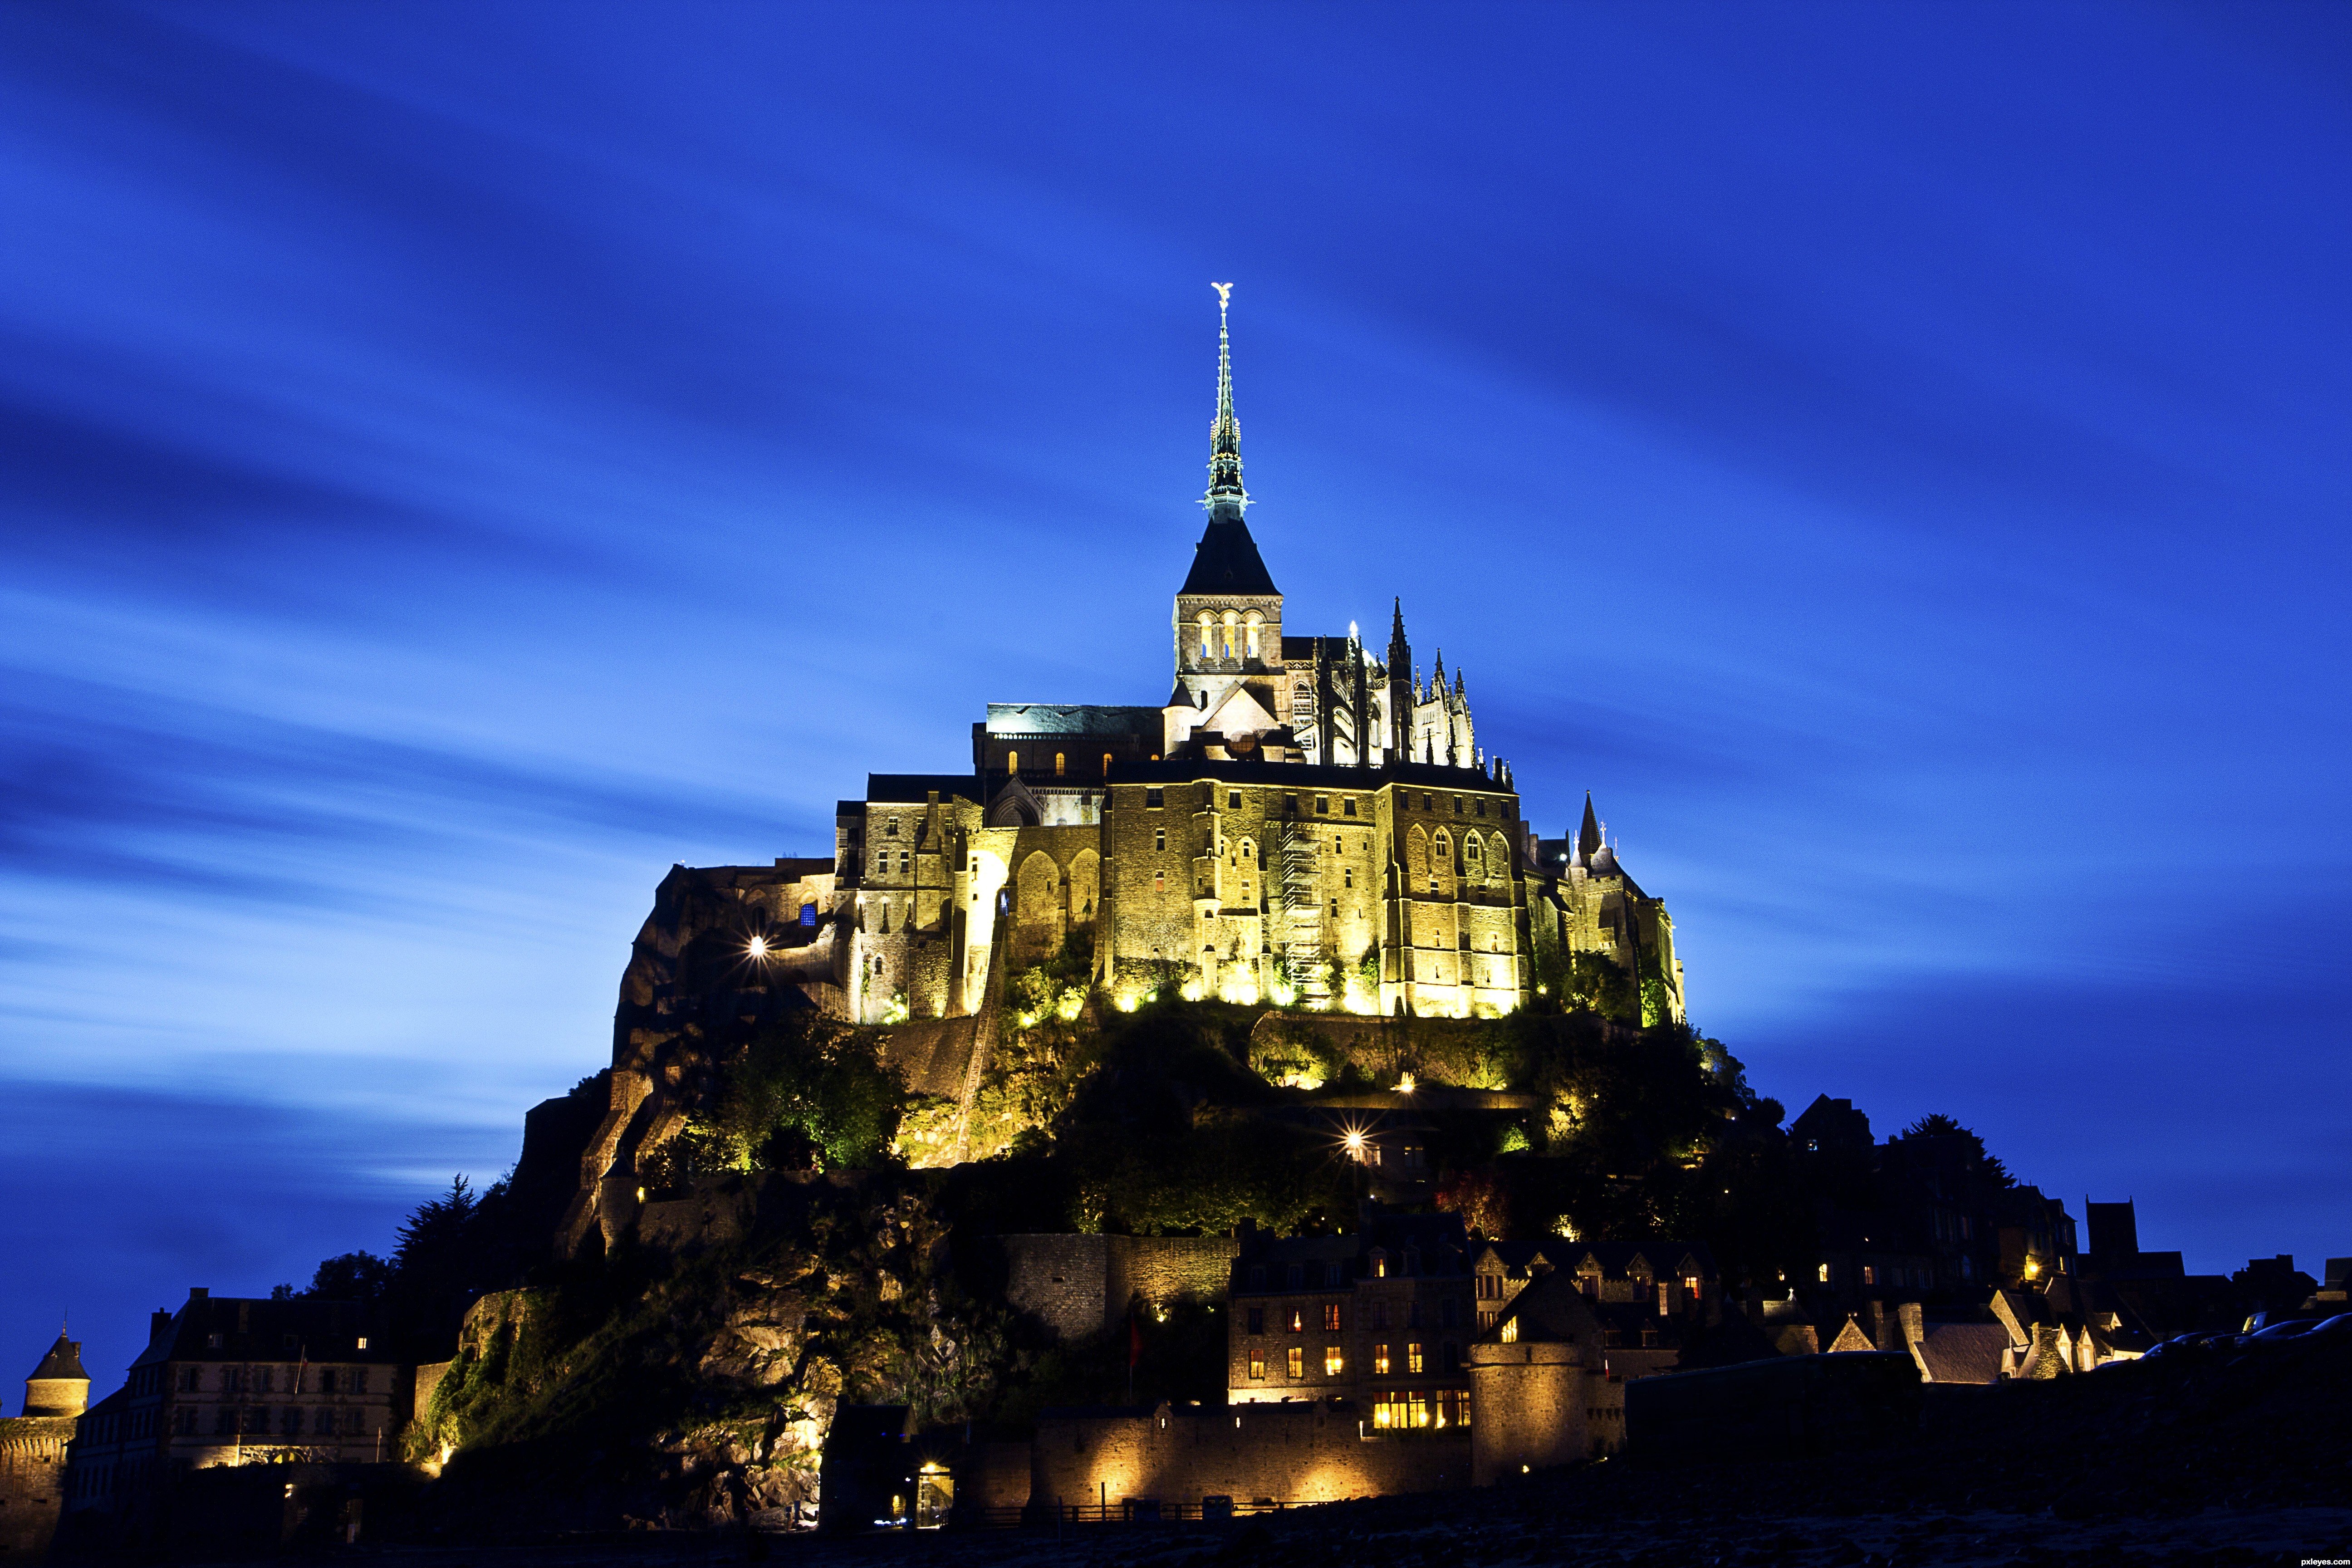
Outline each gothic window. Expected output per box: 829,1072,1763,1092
1245,611,1263,659
1198,612,1213,656
1005,750,1019,774
1406,824,1430,890
1221,609,1238,658
1055,753,1065,776
800,903,816,927
1292,683,1312,722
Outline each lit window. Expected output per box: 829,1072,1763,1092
1372,1343,1390,1376
1248,1350,1266,1379
1862,1265,1877,1286
1245,613,1262,659
1323,1303,1342,1332
1154,872,1165,892
799,903,816,927
1324,1347,1344,1377
1287,1308,1304,1333
1006,750,1019,774
1407,1343,1425,1374
1286,1346,1304,1379
1055,753,1066,777
1102,752,1113,776
1818,1264,1831,1284
1198,612,1213,655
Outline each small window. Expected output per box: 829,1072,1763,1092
799,903,816,927
1344,869,1352,888
886,818,899,837
1249,1265,1268,1290
1102,751,1114,776
1147,789,1165,808
1372,1300,1389,1330
1155,828,1166,851
1323,1346,1344,1377
1323,1302,1343,1332
1055,753,1066,777
1006,750,1019,774
1284,793,1298,813
1329,898,1338,917
1154,872,1166,891
1287,1307,1304,1333
1407,1342,1425,1374
1315,795,1330,815
1249,1350,1266,1379
1247,1306,1265,1335
1441,1341,1460,1372
1475,799,1486,816
1818,1263,1832,1284
1228,790,1242,808
1372,1343,1391,1375
1344,798,1358,817
1286,1346,1304,1379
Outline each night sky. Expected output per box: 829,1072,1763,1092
5,4,2347,1393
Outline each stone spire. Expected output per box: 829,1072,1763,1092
1205,282,1246,517
1577,793,1603,862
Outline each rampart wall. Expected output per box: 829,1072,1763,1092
999,1235,1240,1343
0,1415,75,1560
1029,1401,1468,1509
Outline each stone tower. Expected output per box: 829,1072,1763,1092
21,1331,88,1418
1169,284,1285,752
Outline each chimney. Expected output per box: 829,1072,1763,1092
189,1287,209,1300
150,1310,173,1342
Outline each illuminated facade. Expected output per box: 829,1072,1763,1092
829,292,1687,1025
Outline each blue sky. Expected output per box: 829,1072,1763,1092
4,2,2347,1387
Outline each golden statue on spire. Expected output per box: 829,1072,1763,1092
1211,281,1233,309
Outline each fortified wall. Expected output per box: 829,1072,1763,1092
0,1415,75,1561
1026,1400,1470,1513
997,1235,1240,1343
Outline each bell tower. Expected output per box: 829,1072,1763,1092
1171,284,1283,745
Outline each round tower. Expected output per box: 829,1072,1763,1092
23,1330,90,1418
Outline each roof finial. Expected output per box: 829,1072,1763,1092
1205,283,1246,514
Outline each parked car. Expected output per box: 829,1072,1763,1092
2244,1318,2321,1343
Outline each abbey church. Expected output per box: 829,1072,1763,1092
664,290,1686,1035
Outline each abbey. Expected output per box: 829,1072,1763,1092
725,292,1685,1029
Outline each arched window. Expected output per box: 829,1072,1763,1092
1005,750,1019,774
1221,609,1238,658
1102,751,1113,777
1198,612,1214,657
1244,611,1263,660
1054,752,1066,776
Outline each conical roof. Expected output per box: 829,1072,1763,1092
29,1333,86,1383
1577,794,1603,860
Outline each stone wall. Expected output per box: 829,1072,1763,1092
0,1416,73,1561
999,1235,1240,1343
1029,1401,1468,1510
1466,1344,1615,1483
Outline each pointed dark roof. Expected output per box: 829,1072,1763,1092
1577,793,1602,859
28,1333,86,1382
1179,517,1279,596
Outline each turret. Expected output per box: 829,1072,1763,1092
23,1329,89,1418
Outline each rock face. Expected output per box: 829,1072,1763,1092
415,1170,1009,1534
536,865,995,1262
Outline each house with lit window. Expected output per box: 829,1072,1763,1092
1226,1210,1478,1431
60,1288,411,1545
